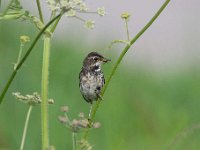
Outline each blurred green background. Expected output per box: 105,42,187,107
1,11,200,150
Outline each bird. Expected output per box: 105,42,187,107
79,52,111,105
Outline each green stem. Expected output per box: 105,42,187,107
36,0,44,23
125,20,130,42
2,0,14,16
72,132,77,150
0,13,62,104
14,43,24,70
83,0,171,139
41,36,51,150
74,16,86,22
108,40,130,49
20,106,33,150
50,14,62,33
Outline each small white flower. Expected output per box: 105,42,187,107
65,9,76,17
80,3,88,11
121,12,131,20
93,122,101,128
78,112,84,118
97,7,106,16
61,106,69,112
46,0,56,6
84,20,95,29
54,3,61,11
20,35,30,44
73,0,82,5
60,1,69,8
46,0,60,11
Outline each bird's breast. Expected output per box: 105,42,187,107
79,71,104,101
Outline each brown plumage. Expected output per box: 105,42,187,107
79,52,111,104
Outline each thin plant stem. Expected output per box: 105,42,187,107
75,15,86,22
75,9,97,14
14,43,24,70
41,36,51,150
107,40,130,49
50,10,56,21
0,13,62,104
2,0,14,16
83,0,171,139
50,14,62,33
88,104,93,120
20,106,33,150
50,9,66,32
36,0,44,23
49,10,56,30
72,132,77,150
167,123,200,150
125,20,130,41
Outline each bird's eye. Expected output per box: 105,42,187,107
94,57,98,61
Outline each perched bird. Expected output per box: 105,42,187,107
79,52,111,104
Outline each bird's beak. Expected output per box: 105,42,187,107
102,58,111,63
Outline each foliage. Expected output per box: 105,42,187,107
1,30,200,149
3,1,199,150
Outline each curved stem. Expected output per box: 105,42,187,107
83,0,171,139
20,106,33,150
0,13,62,104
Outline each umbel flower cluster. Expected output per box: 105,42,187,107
58,105,101,133
46,0,106,29
12,92,54,105
0,0,106,29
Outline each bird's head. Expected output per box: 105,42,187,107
83,52,111,68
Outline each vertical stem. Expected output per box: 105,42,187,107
41,36,51,150
88,104,93,120
36,0,44,23
125,20,130,41
14,43,24,70
20,106,33,150
72,132,77,150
